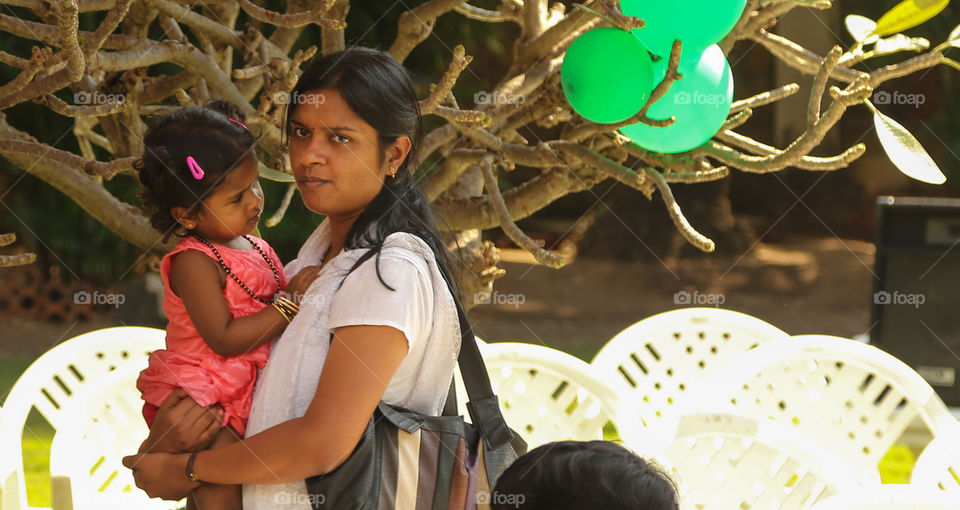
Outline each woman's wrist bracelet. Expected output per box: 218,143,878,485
185,451,202,483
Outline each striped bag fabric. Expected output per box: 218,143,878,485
306,294,526,510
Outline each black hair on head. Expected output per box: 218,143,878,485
135,100,256,241
492,440,679,510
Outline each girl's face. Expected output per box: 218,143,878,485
287,89,408,217
173,155,264,243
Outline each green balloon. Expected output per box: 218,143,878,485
561,28,655,124
621,0,747,57
620,44,733,154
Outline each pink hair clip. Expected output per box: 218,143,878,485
186,156,205,180
228,118,247,129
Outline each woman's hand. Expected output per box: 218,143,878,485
286,265,323,305
139,388,222,454
122,451,200,500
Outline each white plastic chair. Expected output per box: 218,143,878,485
0,326,165,510
49,363,180,510
642,412,862,510
1,403,23,510
457,342,640,449
910,421,960,493
696,335,955,485
591,308,789,426
808,485,956,509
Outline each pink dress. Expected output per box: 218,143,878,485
137,235,286,436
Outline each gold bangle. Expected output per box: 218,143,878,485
277,294,299,310
275,295,299,316
274,300,296,318
271,301,292,322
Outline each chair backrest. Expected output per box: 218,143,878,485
645,412,862,510
591,307,789,426
457,342,641,448
910,422,960,492
0,326,165,509
807,485,957,509
1,327,164,429
48,363,180,510
697,335,955,484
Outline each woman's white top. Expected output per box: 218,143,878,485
242,219,460,509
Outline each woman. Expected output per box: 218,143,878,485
123,48,463,508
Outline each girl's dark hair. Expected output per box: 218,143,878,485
286,47,461,297
492,440,679,510
136,100,256,241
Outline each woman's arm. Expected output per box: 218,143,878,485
124,324,408,495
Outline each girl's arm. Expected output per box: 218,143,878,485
138,389,222,454
123,324,408,496
170,249,288,357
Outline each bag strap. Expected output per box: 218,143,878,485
442,378,457,417
449,295,516,450
333,243,516,449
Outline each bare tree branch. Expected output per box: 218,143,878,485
265,183,298,228
809,45,842,126
647,167,715,252
420,45,473,115
0,0,950,287
479,156,566,267
0,233,36,268
389,0,465,63
0,116,171,252
455,2,521,23
236,0,344,29
57,0,85,82
731,83,800,113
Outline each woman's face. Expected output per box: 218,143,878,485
288,89,391,217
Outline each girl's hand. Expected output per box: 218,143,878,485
286,265,323,305
122,451,199,500
139,388,222,454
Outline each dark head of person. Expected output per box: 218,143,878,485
492,440,679,510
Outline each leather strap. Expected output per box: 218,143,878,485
448,293,515,449
442,378,457,417
334,245,516,449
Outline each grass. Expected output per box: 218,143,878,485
1,357,55,508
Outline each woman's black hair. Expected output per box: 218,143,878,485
492,440,679,510
136,100,256,242
286,47,461,297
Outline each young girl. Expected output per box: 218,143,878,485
134,101,319,509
